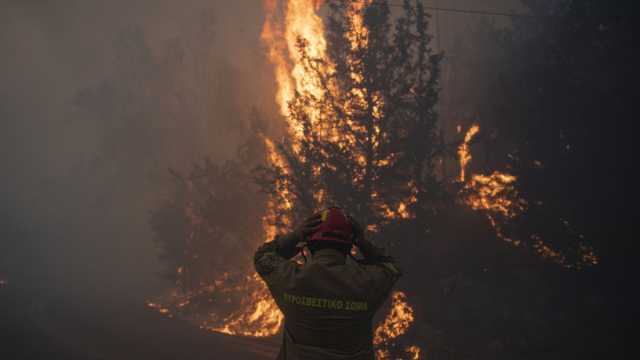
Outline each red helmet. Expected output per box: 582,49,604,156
309,207,354,245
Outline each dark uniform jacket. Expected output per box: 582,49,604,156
254,237,401,360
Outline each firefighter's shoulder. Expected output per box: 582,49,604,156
351,256,402,279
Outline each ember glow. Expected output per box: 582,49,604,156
463,172,527,246
146,271,283,337
374,292,414,344
458,125,598,268
458,124,527,244
205,273,283,337
458,124,480,182
373,291,421,359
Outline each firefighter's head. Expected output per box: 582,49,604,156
307,207,354,255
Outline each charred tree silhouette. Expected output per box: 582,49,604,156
149,158,264,292
149,115,268,293
421,1,633,358
468,0,633,268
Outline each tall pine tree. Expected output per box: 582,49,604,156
257,0,443,246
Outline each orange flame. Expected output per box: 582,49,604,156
464,172,526,219
374,291,415,343
147,271,284,337
262,0,330,137
373,291,422,359
406,345,421,360
458,124,480,182
207,274,284,337
458,124,527,245
458,124,598,268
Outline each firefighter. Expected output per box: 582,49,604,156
254,207,401,360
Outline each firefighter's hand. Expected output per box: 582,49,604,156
347,215,365,243
294,213,323,241
347,216,382,260
275,214,322,258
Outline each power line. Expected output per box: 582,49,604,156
422,5,533,17
386,2,536,18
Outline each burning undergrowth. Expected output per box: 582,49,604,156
147,156,282,337
457,124,598,269
147,272,282,337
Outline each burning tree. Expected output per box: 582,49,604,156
258,0,443,241
149,2,437,354
257,0,441,357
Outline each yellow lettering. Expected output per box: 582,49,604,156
282,293,368,311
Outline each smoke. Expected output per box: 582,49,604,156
0,0,521,311
8,1,627,359
0,0,271,302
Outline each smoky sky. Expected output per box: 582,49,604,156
1,0,270,302
0,0,521,303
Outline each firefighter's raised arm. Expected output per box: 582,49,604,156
356,236,402,277
256,207,403,358
348,215,402,300
253,214,322,286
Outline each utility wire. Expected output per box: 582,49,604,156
386,1,536,18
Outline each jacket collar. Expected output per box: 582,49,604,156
310,247,347,266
